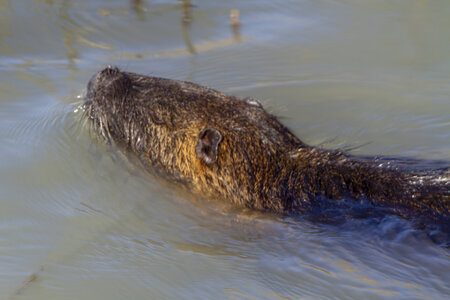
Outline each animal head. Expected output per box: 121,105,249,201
85,67,301,200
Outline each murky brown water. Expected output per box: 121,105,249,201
1,0,449,299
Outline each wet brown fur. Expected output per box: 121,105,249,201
84,67,450,232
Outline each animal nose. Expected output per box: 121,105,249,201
88,66,121,88
86,66,130,103
98,65,122,79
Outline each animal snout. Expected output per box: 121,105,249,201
85,66,130,103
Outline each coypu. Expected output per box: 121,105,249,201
84,66,450,234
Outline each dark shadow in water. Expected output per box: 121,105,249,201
131,0,146,21
297,189,450,248
230,9,242,41
179,0,242,55
181,0,196,54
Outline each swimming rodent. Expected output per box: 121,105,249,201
84,66,449,233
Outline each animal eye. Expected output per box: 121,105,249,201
150,111,165,125
244,97,262,108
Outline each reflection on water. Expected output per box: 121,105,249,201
0,0,449,299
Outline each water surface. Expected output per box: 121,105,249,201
1,0,449,299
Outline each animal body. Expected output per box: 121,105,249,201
84,67,450,233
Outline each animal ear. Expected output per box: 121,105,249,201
196,128,222,165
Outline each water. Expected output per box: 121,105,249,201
1,0,449,299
